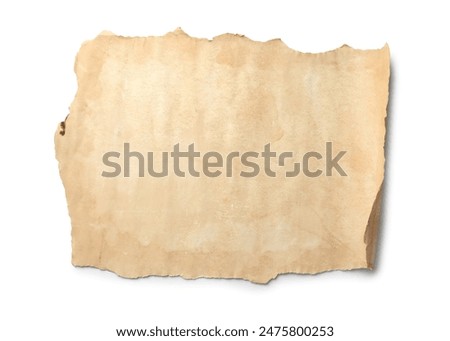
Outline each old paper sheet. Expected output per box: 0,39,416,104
55,30,389,283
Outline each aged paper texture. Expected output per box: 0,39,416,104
55,30,390,283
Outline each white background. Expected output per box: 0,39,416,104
1,1,448,340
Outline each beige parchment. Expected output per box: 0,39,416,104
55,29,390,283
